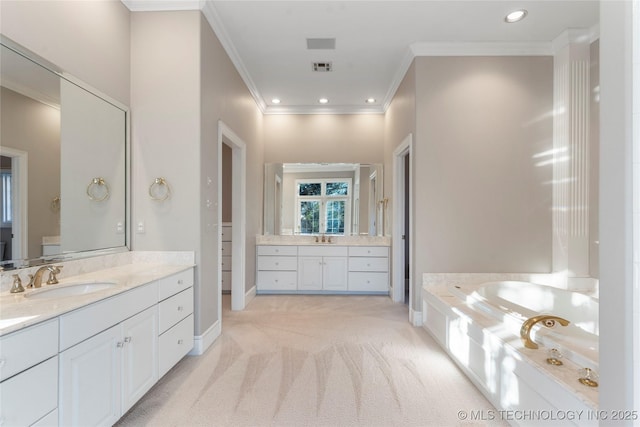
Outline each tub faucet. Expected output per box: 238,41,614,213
520,315,570,349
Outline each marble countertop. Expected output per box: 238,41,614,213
256,235,391,246
0,262,194,337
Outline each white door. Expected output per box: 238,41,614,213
298,256,323,290
121,306,158,413
59,324,121,426
322,257,348,291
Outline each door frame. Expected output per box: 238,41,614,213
217,120,246,311
392,134,412,310
0,147,28,262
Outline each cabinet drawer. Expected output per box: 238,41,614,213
222,271,232,291
257,245,297,256
159,287,194,334
0,356,58,427
257,256,297,271
59,281,158,351
221,226,232,241
348,246,389,257
221,241,232,255
158,269,194,301
348,272,389,292
159,314,194,378
221,255,232,271
348,257,389,272
298,245,347,257
0,318,58,382
257,271,297,291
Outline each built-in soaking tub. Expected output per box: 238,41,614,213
422,277,599,426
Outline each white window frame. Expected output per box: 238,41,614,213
294,178,352,235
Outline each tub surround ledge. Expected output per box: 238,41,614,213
423,280,598,426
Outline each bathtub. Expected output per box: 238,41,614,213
450,281,599,372
422,277,599,426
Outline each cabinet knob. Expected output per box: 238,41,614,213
275,262,279,266
177,306,184,311
117,341,124,348
177,339,184,345
124,336,132,343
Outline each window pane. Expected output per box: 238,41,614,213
298,183,321,196
299,201,320,234
326,182,348,196
325,200,345,234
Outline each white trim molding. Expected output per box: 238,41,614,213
188,319,221,355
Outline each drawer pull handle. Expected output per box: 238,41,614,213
117,341,124,348
124,336,132,343
275,262,279,266
178,339,184,345
177,280,183,285
177,306,184,311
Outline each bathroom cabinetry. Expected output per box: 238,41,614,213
59,288,159,426
256,245,298,291
221,223,232,292
0,266,194,427
298,246,348,291
256,245,388,294
0,319,59,426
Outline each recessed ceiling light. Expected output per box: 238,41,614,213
505,9,527,23
366,98,376,104
271,98,281,104
318,98,329,104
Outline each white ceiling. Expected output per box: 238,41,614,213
123,1,600,115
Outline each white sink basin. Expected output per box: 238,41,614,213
25,282,118,299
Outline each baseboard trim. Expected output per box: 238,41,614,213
189,319,221,356
245,285,256,306
410,308,423,327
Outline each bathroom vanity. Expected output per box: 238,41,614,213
0,254,195,426
256,236,390,294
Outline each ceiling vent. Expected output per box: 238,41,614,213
306,38,336,50
312,62,333,72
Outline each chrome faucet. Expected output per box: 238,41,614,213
27,265,58,289
520,315,570,349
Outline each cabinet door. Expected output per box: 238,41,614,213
121,306,158,414
59,324,121,427
323,257,348,291
298,257,323,290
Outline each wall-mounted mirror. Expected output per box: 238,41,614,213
264,163,384,236
0,37,128,270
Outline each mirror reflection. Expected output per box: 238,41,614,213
264,163,384,236
0,40,127,269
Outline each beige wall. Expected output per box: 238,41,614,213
0,0,130,105
414,56,553,276
263,114,384,164
1,87,60,258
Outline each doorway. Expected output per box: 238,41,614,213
392,134,413,320
0,148,28,263
217,121,246,312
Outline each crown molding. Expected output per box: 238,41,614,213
551,29,593,54
200,1,267,113
263,105,384,115
381,47,415,113
121,0,204,12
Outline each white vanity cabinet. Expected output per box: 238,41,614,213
256,245,298,291
348,246,389,292
0,319,59,426
158,269,194,378
221,223,232,292
59,284,159,426
298,246,348,291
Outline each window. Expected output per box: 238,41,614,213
295,178,351,235
1,171,12,226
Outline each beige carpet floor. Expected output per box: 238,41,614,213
117,295,504,427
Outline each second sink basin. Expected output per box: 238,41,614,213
25,282,118,299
